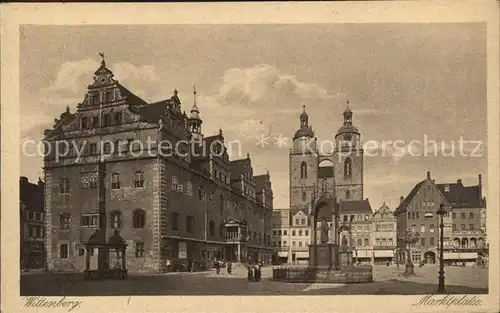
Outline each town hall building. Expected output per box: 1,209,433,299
43,58,274,273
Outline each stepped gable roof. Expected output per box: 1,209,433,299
394,180,426,215
436,182,482,208
339,199,373,214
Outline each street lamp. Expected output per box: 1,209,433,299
436,203,447,293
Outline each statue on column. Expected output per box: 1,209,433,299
320,219,329,243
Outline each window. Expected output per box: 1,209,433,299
461,224,466,230
171,176,178,190
133,171,144,188
177,183,184,193
430,237,435,245
301,219,306,225
172,212,180,231
357,239,362,246
469,224,475,230
388,238,393,246
186,215,194,233
461,212,466,219
114,112,122,125
219,223,224,238
273,230,277,236
416,212,420,219
78,248,85,256
91,94,99,105
219,195,224,212
133,209,145,228
376,238,381,245
429,224,435,232
298,241,303,247
92,116,99,128
300,162,308,179
103,114,111,127
407,212,411,219
452,224,457,231
420,224,425,233
89,143,97,155
283,241,287,246
305,230,309,236
364,214,369,221
135,243,145,258
103,142,111,154
60,214,71,230
411,224,416,232
344,158,352,177
295,219,299,225
278,230,282,236
110,211,122,229
186,181,193,196
198,187,204,200
81,214,99,228
292,230,296,236
60,178,70,194
299,230,303,236
80,116,88,129
105,90,113,102
111,173,120,189
284,230,288,236
452,212,456,219
364,238,369,246
469,212,474,219
346,190,351,199
420,238,425,246
59,244,69,259
292,241,296,247
302,191,307,202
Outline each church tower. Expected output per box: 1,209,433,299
333,102,364,201
289,106,318,211
187,85,203,140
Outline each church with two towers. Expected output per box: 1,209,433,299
286,104,373,264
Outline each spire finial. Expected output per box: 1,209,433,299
247,152,250,159
303,105,306,113
66,105,70,113
174,89,178,95
99,52,105,66
193,85,197,106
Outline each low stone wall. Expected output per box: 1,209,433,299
272,266,373,283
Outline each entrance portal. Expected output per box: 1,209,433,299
424,251,436,264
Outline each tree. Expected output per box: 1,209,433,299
399,230,421,264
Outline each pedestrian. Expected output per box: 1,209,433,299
254,262,261,282
247,264,254,282
227,261,232,275
215,259,221,274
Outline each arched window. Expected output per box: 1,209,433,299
344,158,352,177
110,211,122,229
133,209,145,228
300,162,308,179
346,190,351,199
60,213,71,230
209,220,215,237
60,178,70,194
111,173,120,189
134,171,144,188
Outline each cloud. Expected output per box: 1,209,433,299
215,64,336,110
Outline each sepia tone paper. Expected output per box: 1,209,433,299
1,2,499,313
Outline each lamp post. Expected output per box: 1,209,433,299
436,203,447,293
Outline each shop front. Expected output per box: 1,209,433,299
373,249,395,265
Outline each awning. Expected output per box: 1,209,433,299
444,252,478,260
355,250,370,258
278,251,288,257
295,251,309,258
374,250,394,258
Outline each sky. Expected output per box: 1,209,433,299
19,23,487,210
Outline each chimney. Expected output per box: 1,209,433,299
457,179,462,185
426,171,431,180
400,196,404,204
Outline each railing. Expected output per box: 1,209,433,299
225,232,244,241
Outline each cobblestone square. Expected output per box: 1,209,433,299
21,265,488,296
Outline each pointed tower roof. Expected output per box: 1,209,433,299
335,100,359,138
293,105,315,140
